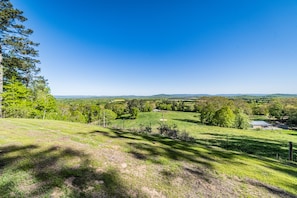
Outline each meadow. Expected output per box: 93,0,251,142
112,111,297,162
0,116,297,197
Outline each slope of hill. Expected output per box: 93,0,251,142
0,119,296,197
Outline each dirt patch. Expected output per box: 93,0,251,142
141,186,166,198
154,163,296,198
50,187,64,198
245,179,297,198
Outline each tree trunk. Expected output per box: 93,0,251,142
0,46,3,118
43,110,46,120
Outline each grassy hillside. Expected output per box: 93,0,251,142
112,111,297,158
0,118,297,197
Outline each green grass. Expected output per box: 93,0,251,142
112,111,296,159
111,111,200,132
1,117,297,197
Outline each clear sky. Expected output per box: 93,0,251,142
10,0,297,96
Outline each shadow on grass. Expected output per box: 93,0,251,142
120,130,297,195
173,118,200,124
90,129,140,140
0,144,139,197
264,161,297,182
125,132,241,169
289,132,297,136
197,133,297,185
197,133,293,160
246,179,297,198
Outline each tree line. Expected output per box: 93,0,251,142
52,99,155,126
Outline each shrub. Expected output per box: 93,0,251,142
157,124,195,142
179,131,195,142
158,124,178,139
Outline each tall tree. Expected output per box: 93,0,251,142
0,0,39,118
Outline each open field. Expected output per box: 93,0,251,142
111,111,201,132
0,118,297,197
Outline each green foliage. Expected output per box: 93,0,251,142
2,77,57,119
30,77,57,119
233,99,252,115
252,104,269,115
0,0,42,118
200,104,216,124
130,107,139,119
113,103,126,118
2,77,32,117
288,112,297,126
213,106,235,128
99,109,117,127
53,96,297,129
142,102,153,112
198,96,235,111
234,110,250,129
269,100,284,119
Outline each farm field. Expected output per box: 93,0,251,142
0,118,296,197
112,111,296,156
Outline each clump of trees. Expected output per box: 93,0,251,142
198,97,250,129
52,98,155,125
3,77,56,119
105,99,154,119
0,0,57,119
156,99,196,112
197,96,297,128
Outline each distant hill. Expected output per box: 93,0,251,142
55,93,297,99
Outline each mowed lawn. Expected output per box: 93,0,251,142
1,118,297,197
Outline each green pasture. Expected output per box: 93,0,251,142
0,118,296,197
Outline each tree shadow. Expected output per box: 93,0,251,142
289,132,297,136
126,132,242,169
0,144,138,197
246,179,297,198
89,130,140,140
197,133,293,160
196,133,297,186
173,118,200,124
264,161,297,181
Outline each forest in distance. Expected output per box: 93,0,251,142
16,94,297,130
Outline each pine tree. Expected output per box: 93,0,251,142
0,0,40,118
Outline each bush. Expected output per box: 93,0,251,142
179,131,195,142
158,124,178,139
157,124,195,142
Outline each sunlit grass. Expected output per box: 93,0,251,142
0,118,296,197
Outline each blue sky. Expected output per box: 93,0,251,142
11,0,297,95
